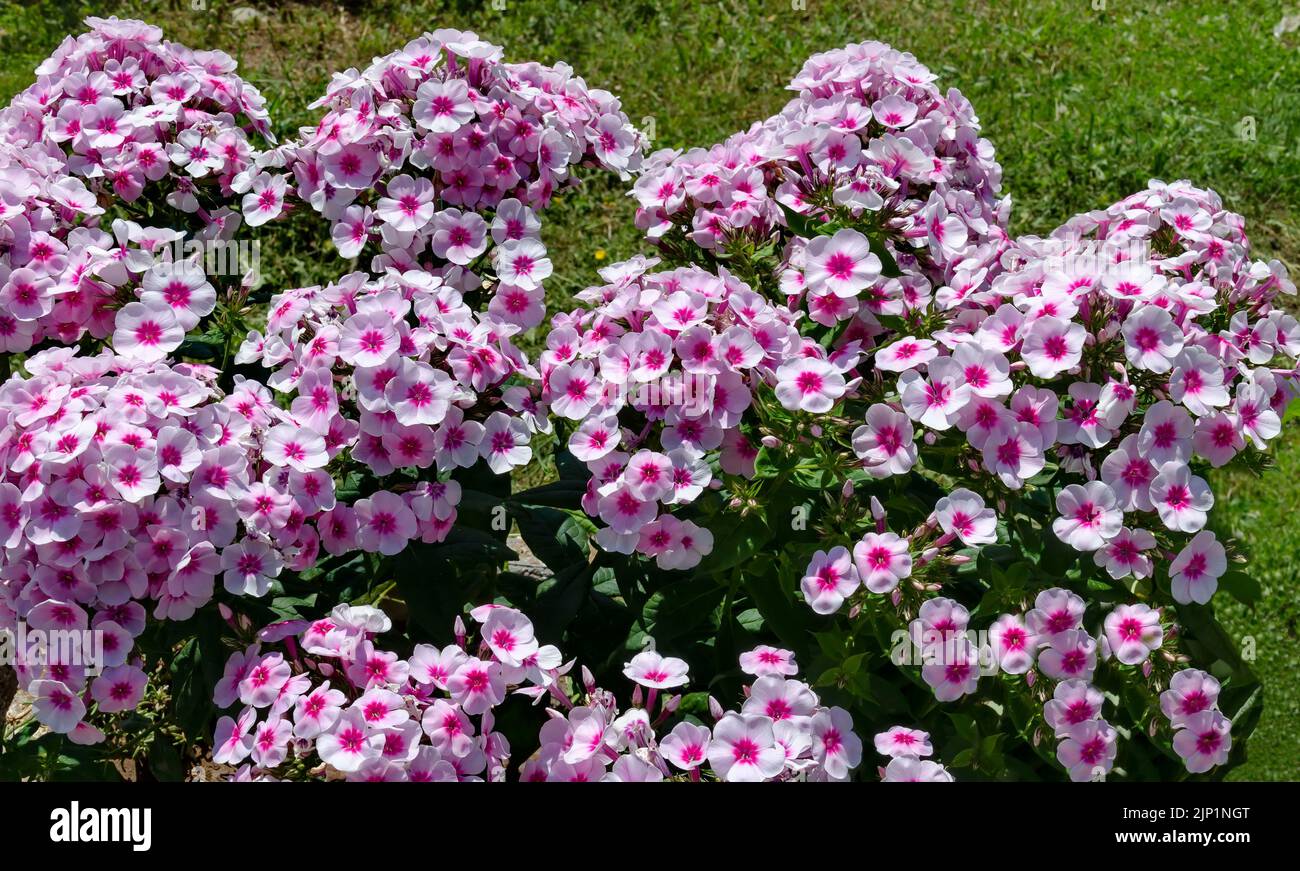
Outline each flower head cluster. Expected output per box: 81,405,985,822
634,38,1010,323
542,256,822,562
0,17,271,351
0,344,452,736
269,27,643,277
211,605,862,782
236,266,542,497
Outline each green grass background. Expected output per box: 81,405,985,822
0,0,1295,779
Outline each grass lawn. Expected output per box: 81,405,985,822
1,0,1295,778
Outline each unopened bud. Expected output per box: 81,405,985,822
761,435,781,449
1025,669,1036,688
923,430,938,445
454,616,467,648
631,683,644,708
842,479,855,500
1142,659,1153,678
662,694,681,715
582,666,597,694
870,495,885,521
891,588,902,607
708,695,725,722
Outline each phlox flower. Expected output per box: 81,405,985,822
413,77,476,132
851,532,911,593
482,608,540,667
293,682,346,739
1138,401,1194,467
140,262,216,330
239,652,292,708
1021,315,1085,379
494,238,552,290
1192,411,1245,467
1169,347,1229,416
264,423,328,471
812,707,862,780
881,757,954,782
743,676,817,723
660,721,711,770
31,679,85,734
801,546,861,614
774,357,845,413
1150,461,1213,533
339,311,399,367
920,636,981,702
852,403,917,476
874,336,937,372
213,708,257,765
1121,306,1184,373
1043,680,1105,738
1093,526,1157,580
1052,481,1122,551
447,658,506,715
803,229,881,298
1101,435,1157,512
377,174,436,232
221,539,283,597
430,207,488,264
739,646,799,678
1103,603,1163,666
1037,629,1098,682
981,421,1044,489
708,713,786,782
874,726,933,758
478,412,532,474
354,490,418,555
1168,530,1227,605
1172,710,1232,774
988,614,1036,674
112,300,184,362
623,649,689,689
1026,587,1086,637
242,172,286,226
88,662,148,713
1056,718,1117,782
898,357,970,430
604,755,664,783
933,488,998,546
385,359,455,426
317,708,384,773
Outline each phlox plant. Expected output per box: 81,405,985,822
527,42,1294,781
0,24,1292,784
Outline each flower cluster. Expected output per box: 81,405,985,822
267,28,642,277
542,256,812,563
633,38,1010,321
234,267,536,523
211,604,863,782
0,343,455,738
0,16,271,352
